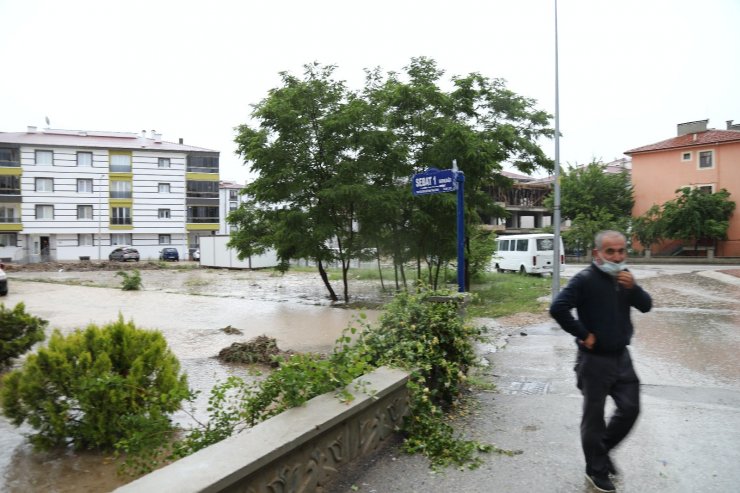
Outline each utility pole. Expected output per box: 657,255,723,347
552,0,562,300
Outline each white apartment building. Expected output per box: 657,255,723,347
218,180,249,235
0,127,220,262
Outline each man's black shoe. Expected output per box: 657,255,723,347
585,473,616,492
606,456,619,476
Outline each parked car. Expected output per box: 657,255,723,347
159,247,179,262
109,246,140,262
0,263,7,296
192,248,200,261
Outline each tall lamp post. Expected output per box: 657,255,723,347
551,0,563,300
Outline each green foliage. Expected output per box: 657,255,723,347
546,162,634,255
660,187,735,249
231,57,554,301
468,272,553,318
0,302,47,369
467,229,497,281
1,316,189,451
632,204,664,253
116,269,142,291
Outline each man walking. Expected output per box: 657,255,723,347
550,230,652,492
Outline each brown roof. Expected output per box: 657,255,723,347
0,130,217,153
625,130,740,155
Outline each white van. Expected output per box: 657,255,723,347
492,233,564,275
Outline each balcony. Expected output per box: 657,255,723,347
186,216,219,224
0,217,21,223
0,159,20,167
110,217,132,225
110,191,133,199
110,165,132,173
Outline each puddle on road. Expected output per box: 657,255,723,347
0,270,382,492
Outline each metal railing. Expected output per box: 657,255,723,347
0,160,21,167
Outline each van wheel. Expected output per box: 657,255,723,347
519,265,527,275
495,264,503,273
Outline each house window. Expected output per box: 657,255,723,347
77,152,93,167
159,234,171,245
111,233,132,246
0,205,20,223
0,175,21,195
35,150,53,165
0,148,20,167
158,157,171,168
35,177,54,192
0,233,18,247
77,205,93,220
35,204,54,219
187,205,219,223
158,208,171,219
158,183,171,193
77,178,93,193
697,185,714,194
110,180,131,198
78,234,94,246
229,189,238,200
110,153,131,172
681,151,692,162
229,202,238,211
111,207,132,225
698,150,714,169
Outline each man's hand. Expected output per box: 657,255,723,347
580,333,596,350
616,270,635,289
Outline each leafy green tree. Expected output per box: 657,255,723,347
1,316,189,451
661,187,735,252
0,302,46,369
547,162,634,258
632,204,665,256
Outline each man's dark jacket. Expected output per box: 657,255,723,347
549,264,652,354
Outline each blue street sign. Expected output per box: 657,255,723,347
411,168,457,196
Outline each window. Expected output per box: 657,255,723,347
158,183,171,193
158,208,171,219
78,234,94,246
0,148,20,167
0,233,18,247
186,180,219,198
229,202,238,211
111,207,131,225
187,205,219,223
77,205,93,220
77,152,93,167
77,178,93,193
0,206,19,223
187,154,219,173
35,204,54,219
111,233,132,246
699,150,714,169
35,177,54,192
681,151,692,162
158,157,171,168
159,234,171,245
110,180,132,198
35,150,53,165
0,175,21,195
499,240,509,251
229,189,238,200
697,185,714,194
110,153,131,172
537,238,554,251
516,239,528,251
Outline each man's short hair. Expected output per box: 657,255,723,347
594,230,626,250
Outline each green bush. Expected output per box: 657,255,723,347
116,269,142,290
0,302,47,369
0,316,189,451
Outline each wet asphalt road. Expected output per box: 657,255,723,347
329,265,740,493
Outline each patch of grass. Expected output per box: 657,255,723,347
468,272,554,318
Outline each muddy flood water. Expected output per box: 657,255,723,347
1,267,385,492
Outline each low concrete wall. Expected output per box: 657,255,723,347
115,366,409,493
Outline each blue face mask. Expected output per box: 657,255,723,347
595,254,626,276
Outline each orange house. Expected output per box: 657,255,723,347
626,119,740,257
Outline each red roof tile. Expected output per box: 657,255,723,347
626,130,740,154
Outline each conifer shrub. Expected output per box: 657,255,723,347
0,316,189,451
0,302,47,369
116,269,142,290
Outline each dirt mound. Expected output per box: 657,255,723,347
3,261,168,273
217,335,294,366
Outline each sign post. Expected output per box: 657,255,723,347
411,165,466,293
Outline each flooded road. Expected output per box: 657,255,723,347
1,269,383,492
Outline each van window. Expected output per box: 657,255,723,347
499,240,509,251
516,239,528,251
537,238,554,251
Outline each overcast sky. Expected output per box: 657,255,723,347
1,0,738,182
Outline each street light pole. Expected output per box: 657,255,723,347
552,0,562,300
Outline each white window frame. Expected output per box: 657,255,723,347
35,177,54,192
158,157,171,168
77,205,94,220
77,178,93,193
159,234,171,245
111,233,132,246
111,207,132,225
35,204,54,219
78,234,94,246
696,184,715,194
158,208,171,219
35,150,53,165
77,151,93,167
680,151,692,162
158,183,171,193
698,150,714,169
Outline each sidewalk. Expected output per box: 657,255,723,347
328,318,740,493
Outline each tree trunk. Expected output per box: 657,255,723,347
376,245,385,291
317,260,338,302
341,258,350,302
